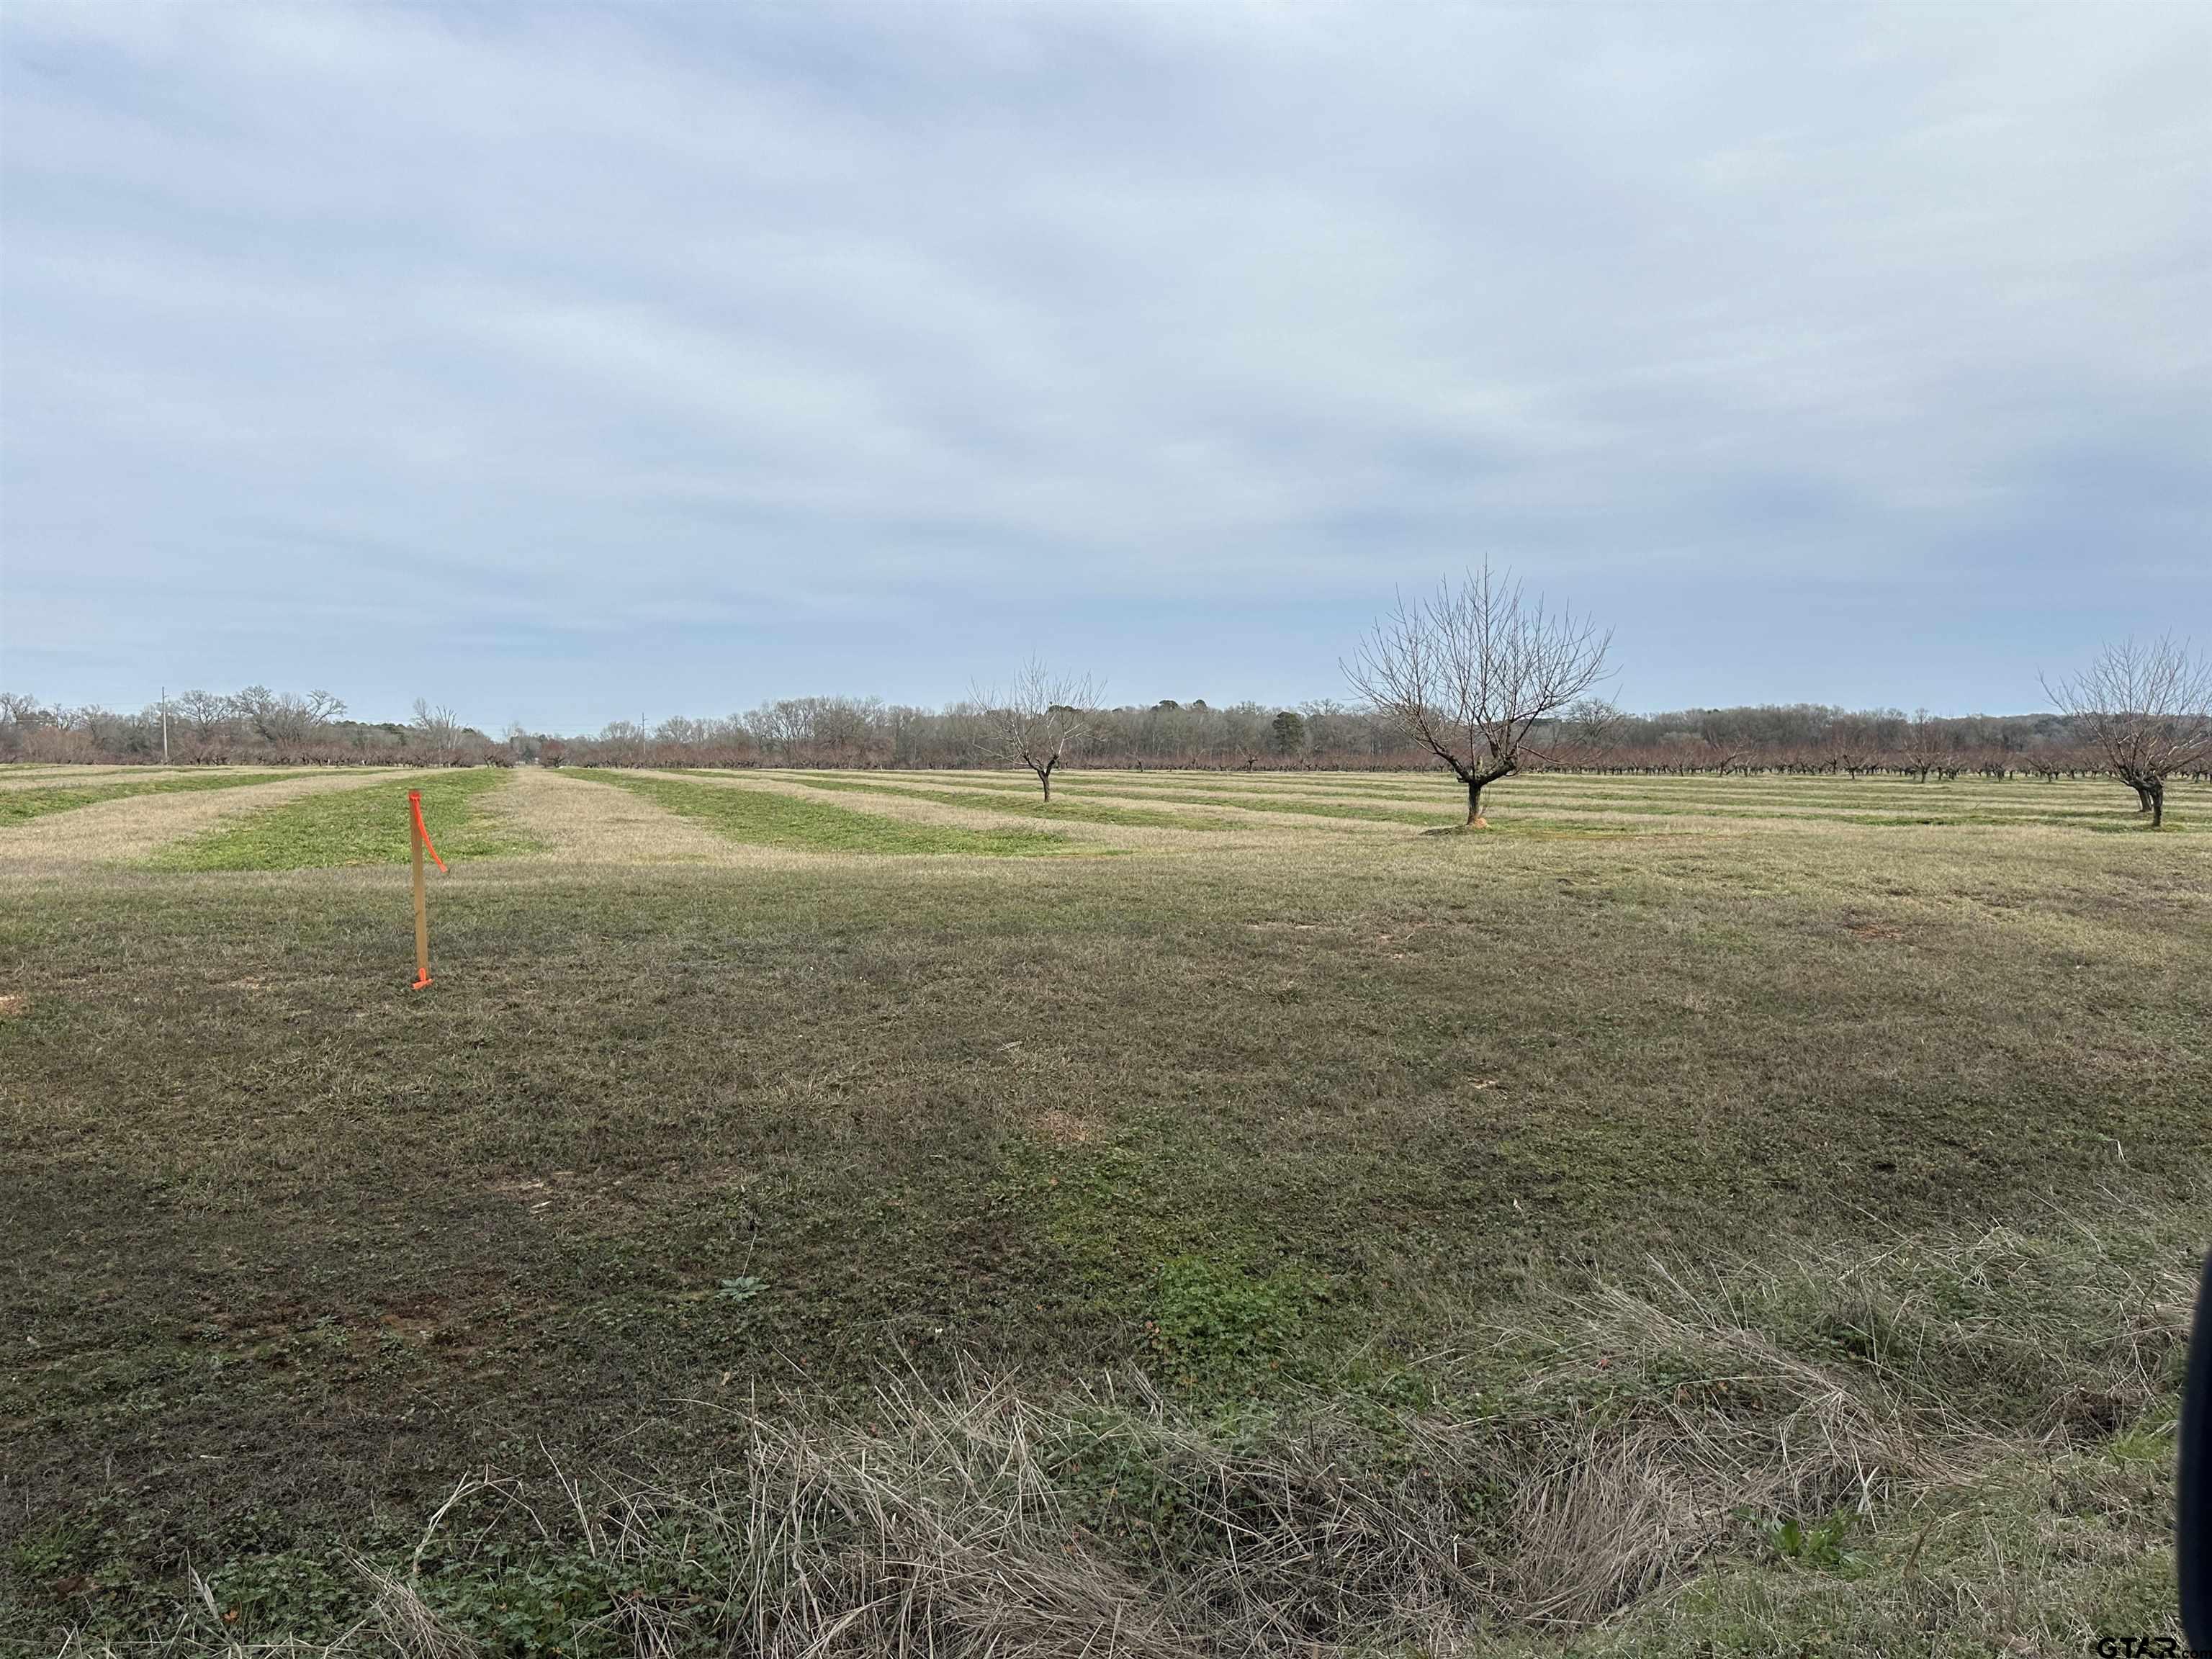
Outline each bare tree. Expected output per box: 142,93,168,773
1902,709,1944,782
175,689,233,747
2042,635,2212,827
1824,711,1874,780
744,700,804,764
235,685,345,750
410,697,464,765
1549,696,1624,770
0,691,42,760
1694,709,1745,775
1344,562,1613,826
973,657,1100,801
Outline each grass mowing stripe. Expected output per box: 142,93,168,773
1047,783,1455,827
595,772,1069,856
647,770,2198,833
855,775,1462,827
1503,791,2123,818
152,770,538,870
786,774,1242,831
1044,779,2182,832
0,770,321,826
771,769,2195,830
1082,775,2133,815
1501,799,2203,830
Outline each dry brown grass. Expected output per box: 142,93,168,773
0,765,190,791
484,767,760,866
1033,1106,1097,1146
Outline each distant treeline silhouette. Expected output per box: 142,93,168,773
4,686,2183,781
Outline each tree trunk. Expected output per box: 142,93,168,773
1466,775,1487,827
2151,780,2164,827
1039,766,1052,802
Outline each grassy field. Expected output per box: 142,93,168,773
1,763,2207,1655
148,768,537,871
594,770,1074,856
0,768,319,826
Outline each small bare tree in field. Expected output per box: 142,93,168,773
1344,562,1613,826
974,658,1099,801
2041,635,2212,828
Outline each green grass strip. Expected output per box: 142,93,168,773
0,770,319,826
786,774,1241,831
153,770,539,870
593,772,1069,856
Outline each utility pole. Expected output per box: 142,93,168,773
161,686,169,764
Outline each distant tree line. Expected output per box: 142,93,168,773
11,567,2204,828
0,688,498,767
5,683,2198,784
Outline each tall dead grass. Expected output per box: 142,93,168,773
54,1207,2198,1658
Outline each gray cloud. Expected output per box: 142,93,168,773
3,3,2206,727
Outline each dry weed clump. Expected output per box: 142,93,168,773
49,1210,2198,1658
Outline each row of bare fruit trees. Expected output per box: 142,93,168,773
980,564,2211,827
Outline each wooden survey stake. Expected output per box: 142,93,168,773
408,788,447,990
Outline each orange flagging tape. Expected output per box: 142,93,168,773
409,789,448,872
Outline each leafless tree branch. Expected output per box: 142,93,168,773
1343,562,1614,824
971,657,1102,801
2041,635,2212,827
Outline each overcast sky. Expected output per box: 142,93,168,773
3,4,2206,729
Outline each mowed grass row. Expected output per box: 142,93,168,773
773,768,1596,835
1046,766,2162,809
593,770,1071,855
0,768,321,825
750,768,1465,828
150,769,539,870
858,774,1645,833
773,770,1246,830
860,768,2206,832
5,766,2192,869
0,764,197,791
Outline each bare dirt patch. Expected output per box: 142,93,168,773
1035,1107,1097,1146
1846,921,1910,942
